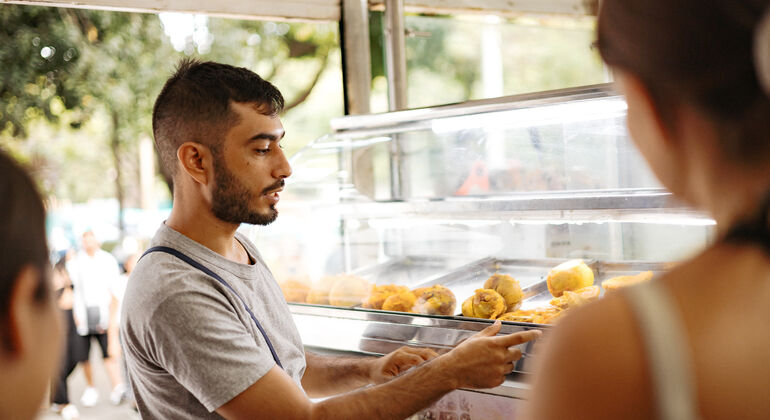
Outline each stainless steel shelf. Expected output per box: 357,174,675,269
290,304,539,398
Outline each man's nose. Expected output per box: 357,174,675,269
273,148,292,179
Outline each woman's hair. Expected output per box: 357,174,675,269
597,0,770,164
0,151,49,347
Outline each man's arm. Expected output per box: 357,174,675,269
218,322,541,420
301,347,438,398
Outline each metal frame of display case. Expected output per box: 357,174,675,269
284,84,713,400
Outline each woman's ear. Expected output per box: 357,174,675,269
3,266,40,358
177,142,213,186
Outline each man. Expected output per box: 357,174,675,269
67,230,125,406
121,59,540,419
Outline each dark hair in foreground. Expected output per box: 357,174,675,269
0,151,49,348
152,58,285,180
598,0,770,164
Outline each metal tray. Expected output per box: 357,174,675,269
413,257,669,316
350,255,470,286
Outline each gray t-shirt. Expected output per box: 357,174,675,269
121,223,306,419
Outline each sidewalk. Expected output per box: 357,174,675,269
40,346,138,420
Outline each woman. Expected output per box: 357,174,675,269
0,150,63,419
528,1,770,419
51,256,83,419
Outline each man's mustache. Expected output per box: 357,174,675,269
262,179,285,195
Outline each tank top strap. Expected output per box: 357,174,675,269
623,281,701,420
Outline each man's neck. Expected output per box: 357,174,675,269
166,203,250,265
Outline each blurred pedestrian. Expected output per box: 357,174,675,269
66,230,125,407
50,256,82,419
0,150,63,419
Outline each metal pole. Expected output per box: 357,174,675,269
384,0,407,111
341,0,372,115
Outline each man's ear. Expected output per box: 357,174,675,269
177,142,213,186
3,266,40,358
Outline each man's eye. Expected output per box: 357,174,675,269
255,148,270,154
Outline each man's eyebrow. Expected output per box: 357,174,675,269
248,131,285,142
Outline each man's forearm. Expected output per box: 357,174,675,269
302,352,376,397
313,355,457,420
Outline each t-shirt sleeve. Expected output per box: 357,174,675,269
146,277,275,412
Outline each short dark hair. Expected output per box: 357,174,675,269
152,58,285,180
598,0,770,164
0,150,49,348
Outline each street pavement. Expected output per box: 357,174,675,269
39,345,139,420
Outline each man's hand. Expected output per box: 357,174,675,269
369,346,439,384
443,321,541,389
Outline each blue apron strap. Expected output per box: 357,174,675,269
141,246,283,369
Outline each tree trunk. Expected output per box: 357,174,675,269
111,110,125,239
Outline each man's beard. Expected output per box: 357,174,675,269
210,159,281,226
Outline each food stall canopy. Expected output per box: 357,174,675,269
2,0,598,22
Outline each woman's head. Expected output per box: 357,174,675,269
0,151,62,418
598,0,770,201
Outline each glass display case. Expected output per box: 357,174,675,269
247,83,715,410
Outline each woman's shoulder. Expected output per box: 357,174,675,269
526,287,654,420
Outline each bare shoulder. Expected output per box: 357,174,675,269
526,291,653,420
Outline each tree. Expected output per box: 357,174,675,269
1,4,341,237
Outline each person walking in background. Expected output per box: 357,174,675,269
107,251,139,406
66,230,125,406
527,1,770,419
50,256,82,420
0,150,63,419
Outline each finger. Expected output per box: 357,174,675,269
506,346,523,362
404,347,439,361
475,320,502,337
504,362,515,374
495,329,542,347
395,353,425,370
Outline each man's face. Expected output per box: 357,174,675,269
81,231,99,254
210,102,291,226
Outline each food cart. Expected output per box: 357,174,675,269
5,0,714,417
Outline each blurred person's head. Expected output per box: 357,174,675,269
81,229,100,256
598,0,770,220
123,253,139,275
0,151,62,419
152,59,291,226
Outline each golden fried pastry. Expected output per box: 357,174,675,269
546,259,594,297
412,285,456,315
484,273,524,312
498,307,564,324
328,274,372,307
305,276,336,305
279,277,310,303
381,290,417,312
602,271,654,292
363,284,410,309
550,285,600,309
461,289,506,319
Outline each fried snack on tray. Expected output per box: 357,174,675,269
483,273,524,312
412,285,456,315
461,289,506,319
381,290,417,312
279,276,311,303
549,285,601,309
328,274,373,307
602,271,654,292
363,284,411,309
546,259,594,297
498,307,564,324
305,276,337,305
